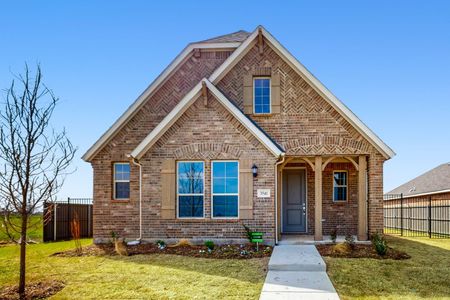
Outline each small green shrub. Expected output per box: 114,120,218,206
242,224,253,242
372,232,388,256
156,240,166,249
344,234,355,250
330,228,337,244
204,240,215,251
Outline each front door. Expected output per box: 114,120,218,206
282,169,306,233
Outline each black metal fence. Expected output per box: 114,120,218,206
43,198,93,242
384,193,450,238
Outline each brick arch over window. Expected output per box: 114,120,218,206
173,143,243,160
283,136,374,156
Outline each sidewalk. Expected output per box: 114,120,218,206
260,245,339,300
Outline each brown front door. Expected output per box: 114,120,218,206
282,169,307,233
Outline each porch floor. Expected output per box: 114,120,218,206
278,235,370,245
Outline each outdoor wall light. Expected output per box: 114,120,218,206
252,164,258,178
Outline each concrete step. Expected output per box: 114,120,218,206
268,245,326,272
260,271,339,300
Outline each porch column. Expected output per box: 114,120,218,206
314,156,323,240
358,155,368,240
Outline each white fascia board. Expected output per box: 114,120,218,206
82,42,240,162
209,25,395,160
131,82,203,159
204,80,283,157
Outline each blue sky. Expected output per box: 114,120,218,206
1,1,449,199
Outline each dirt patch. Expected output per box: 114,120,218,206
0,280,64,300
52,243,272,259
316,243,410,260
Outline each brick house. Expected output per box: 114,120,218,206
82,26,395,245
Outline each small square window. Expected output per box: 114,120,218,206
253,78,271,114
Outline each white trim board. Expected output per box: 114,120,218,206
130,78,284,159
209,26,395,159
82,42,241,162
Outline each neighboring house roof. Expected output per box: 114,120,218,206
387,163,450,197
195,30,251,44
130,79,285,159
83,25,395,162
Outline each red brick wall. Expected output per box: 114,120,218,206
90,39,387,242
93,92,277,244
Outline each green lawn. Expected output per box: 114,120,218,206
325,235,450,299
0,215,43,242
0,240,268,299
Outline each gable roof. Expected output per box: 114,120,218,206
83,26,395,162
82,39,242,162
130,79,284,159
209,26,395,160
387,163,450,197
195,30,251,44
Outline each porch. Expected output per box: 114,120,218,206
276,155,369,242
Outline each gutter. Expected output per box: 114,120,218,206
274,153,286,245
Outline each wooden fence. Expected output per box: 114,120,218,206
43,198,93,242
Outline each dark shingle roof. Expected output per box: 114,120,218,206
195,30,251,44
387,162,450,196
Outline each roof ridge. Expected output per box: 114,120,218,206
195,30,251,44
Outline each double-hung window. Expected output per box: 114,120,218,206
177,161,204,218
254,77,271,114
114,163,130,200
333,171,348,202
212,161,239,218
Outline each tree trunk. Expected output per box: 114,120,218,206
18,214,28,298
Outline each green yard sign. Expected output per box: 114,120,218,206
250,232,263,251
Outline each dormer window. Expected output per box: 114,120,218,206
253,77,271,114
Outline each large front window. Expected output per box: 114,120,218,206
212,161,239,218
253,78,271,114
177,161,204,218
333,171,348,202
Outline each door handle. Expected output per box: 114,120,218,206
302,204,306,214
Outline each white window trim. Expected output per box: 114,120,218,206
333,170,348,202
113,162,130,200
176,161,205,219
253,77,272,115
211,160,239,219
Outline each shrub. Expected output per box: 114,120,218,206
372,232,388,256
330,228,337,244
204,240,215,251
242,224,253,242
344,234,355,250
156,240,166,249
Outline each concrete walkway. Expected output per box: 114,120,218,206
260,245,339,300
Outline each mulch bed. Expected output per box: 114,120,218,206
52,243,272,259
0,280,65,300
316,243,410,260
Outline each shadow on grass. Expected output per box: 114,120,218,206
326,235,450,299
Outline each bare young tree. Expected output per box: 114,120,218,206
0,65,76,297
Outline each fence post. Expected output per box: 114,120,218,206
67,197,71,239
428,196,432,238
400,193,403,236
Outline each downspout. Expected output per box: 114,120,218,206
129,155,143,243
274,153,286,245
